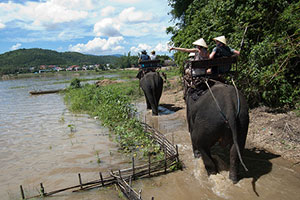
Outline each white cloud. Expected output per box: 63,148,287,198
0,22,5,29
130,42,170,54
101,6,116,16
69,36,124,54
50,0,95,10
94,18,121,37
0,1,88,30
110,0,141,3
154,42,169,52
130,43,152,54
31,1,88,26
119,7,153,24
10,43,22,50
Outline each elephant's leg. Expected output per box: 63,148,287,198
229,144,239,183
152,107,159,116
150,93,159,116
146,97,151,110
229,130,247,183
143,91,151,109
191,129,217,175
200,148,218,175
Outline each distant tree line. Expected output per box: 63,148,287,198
167,0,299,109
0,48,173,75
0,48,118,75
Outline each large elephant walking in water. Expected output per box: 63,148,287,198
185,81,249,183
137,71,163,116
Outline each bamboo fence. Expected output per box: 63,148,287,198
19,122,181,200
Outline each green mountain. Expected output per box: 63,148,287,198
0,48,119,74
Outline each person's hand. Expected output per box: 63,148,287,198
170,47,175,51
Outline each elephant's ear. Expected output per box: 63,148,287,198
136,70,143,79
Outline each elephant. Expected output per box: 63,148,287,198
137,71,163,116
185,81,249,183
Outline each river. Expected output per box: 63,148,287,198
0,73,131,200
1,73,300,200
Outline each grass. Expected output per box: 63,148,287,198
64,79,162,159
63,67,180,160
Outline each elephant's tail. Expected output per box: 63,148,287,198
228,120,248,172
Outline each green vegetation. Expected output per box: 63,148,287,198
167,0,299,109
0,48,173,76
0,48,118,75
64,79,163,159
70,78,81,89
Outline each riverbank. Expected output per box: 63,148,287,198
159,77,300,164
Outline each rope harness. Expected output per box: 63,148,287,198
203,77,240,124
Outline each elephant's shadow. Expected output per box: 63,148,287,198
159,103,183,115
211,146,280,196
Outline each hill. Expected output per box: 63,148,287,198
0,48,119,74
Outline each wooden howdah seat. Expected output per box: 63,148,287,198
139,59,161,70
189,56,238,77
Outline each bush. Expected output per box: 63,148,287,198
168,0,300,109
70,78,81,89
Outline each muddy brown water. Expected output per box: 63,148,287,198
1,75,300,200
135,103,300,200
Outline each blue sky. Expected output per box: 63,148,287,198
0,0,173,56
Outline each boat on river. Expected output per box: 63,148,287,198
29,89,64,95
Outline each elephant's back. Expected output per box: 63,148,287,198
188,83,248,121
142,72,163,85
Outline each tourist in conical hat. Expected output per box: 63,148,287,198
209,35,240,74
170,38,209,60
209,35,240,59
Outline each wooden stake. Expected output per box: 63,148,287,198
20,185,25,199
139,189,142,199
40,183,45,196
172,133,174,145
175,145,179,161
132,157,135,180
148,153,151,177
99,172,104,187
164,147,167,174
119,170,122,179
78,173,83,189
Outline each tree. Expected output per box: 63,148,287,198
167,0,300,109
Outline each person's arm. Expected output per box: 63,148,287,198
209,47,217,59
209,51,216,59
170,47,197,53
233,49,240,55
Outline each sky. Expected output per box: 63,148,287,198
0,0,174,56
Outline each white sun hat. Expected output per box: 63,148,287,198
188,52,195,57
213,36,226,45
192,38,208,48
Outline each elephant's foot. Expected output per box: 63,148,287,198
229,172,238,184
193,150,202,158
206,167,218,176
152,111,159,116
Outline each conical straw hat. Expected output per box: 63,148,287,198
192,38,208,48
213,36,226,45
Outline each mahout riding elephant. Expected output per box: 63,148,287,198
185,81,249,183
137,71,163,116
